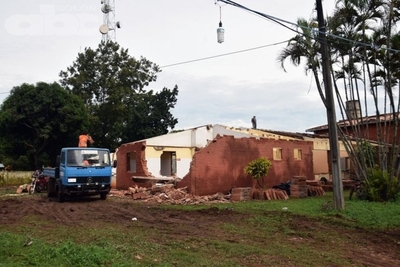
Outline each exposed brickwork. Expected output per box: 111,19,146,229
116,135,313,196
177,135,314,196
115,141,152,189
290,177,308,198
230,187,252,201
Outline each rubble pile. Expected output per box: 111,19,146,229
109,184,231,205
109,181,327,204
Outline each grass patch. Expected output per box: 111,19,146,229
164,191,400,229
1,191,400,266
0,171,32,186
0,232,123,267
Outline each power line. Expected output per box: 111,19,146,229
3,1,398,96
160,40,288,68
0,41,289,97
217,0,400,54
162,1,400,69
217,0,301,34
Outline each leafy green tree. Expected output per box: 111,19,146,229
59,41,179,150
0,82,90,169
122,87,179,143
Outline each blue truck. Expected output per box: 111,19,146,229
43,147,113,202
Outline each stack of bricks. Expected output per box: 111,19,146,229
264,188,289,200
230,187,252,201
307,185,325,196
290,176,308,198
306,180,325,196
321,184,333,192
306,180,320,186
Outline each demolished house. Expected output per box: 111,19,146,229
115,124,330,196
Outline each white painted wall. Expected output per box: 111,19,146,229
138,124,259,178
144,124,256,148
146,158,160,177
146,157,191,178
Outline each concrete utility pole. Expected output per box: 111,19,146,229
316,0,345,210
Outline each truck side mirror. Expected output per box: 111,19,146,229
56,155,60,165
113,160,117,168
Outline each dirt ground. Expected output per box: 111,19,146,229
1,187,400,267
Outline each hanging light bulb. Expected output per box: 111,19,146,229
217,21,224,43
216,3,224,44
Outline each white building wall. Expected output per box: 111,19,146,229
145,157,191,178
146,158,160,177
139,124,258,179
212,125,257,139
144,124,256,148
175,158,192,178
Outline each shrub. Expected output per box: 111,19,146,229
244,157,272,189
363,167,400,202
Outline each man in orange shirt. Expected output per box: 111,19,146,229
78,134,94,147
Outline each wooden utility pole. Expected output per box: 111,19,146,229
316,0,345,210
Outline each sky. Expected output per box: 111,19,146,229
0,0,337,133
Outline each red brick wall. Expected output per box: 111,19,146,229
115,141,151,189
177,135,313,196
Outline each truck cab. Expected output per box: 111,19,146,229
46,147,112,202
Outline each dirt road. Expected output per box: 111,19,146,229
1,188,400,266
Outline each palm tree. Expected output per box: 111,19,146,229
277,18,327,107
328,0,384,178
329,0,400,200
278,1,400,201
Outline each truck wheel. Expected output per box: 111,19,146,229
100,193,107,200
57,190,65,203
47,179,56,197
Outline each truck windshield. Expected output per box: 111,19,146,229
66,149,111,167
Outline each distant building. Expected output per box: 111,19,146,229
305,100,400,179
306,112,400,142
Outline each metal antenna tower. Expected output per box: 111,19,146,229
99,0,121,42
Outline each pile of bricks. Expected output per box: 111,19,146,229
264,188,289,200
306,180,325,196
230,187,252,201
307,185,325,196
109,185,231,204
306,180,320,186
321,184,333,192
290,176,308,198
319,179,355,191
251,188,289,200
